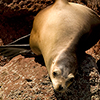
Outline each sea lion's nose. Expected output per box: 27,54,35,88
53,84,64,92
54,84,64,91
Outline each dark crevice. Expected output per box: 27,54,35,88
26,79,32,82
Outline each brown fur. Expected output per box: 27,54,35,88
30,0,100,92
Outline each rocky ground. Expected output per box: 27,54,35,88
0,0,100,100
0,45,100,100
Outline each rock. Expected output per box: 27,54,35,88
0,39,3,46
0,54,100,100
0,55,56,100
0,39,10,66
0,0,54,44
86,40,100,61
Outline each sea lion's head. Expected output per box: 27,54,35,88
50,51,78,92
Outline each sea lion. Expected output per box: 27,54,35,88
30,0,100,92
0,0,100,92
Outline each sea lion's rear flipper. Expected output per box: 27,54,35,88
0,34,34,59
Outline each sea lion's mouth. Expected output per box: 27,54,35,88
53,81,73,92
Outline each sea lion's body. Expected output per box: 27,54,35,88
30,0,100,91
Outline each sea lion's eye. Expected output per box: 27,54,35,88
53,68,61,78
53,72,57,77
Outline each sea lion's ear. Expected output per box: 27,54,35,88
67,73,74,79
